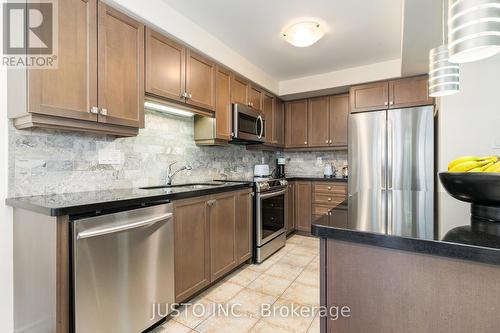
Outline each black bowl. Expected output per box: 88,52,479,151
439,172,500,206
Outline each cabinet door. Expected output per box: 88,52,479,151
262,92,274,144
174,197,210,303
329,94,349,147
209,192,237,281
215,66,232,141
145,28,185,102
28,0,97,122
186,50,216,111
231,74,249,106
236,190,253,264
249,85,263,110
97,2,144,128
274,98,285,146
308,97,330,147
285,99,308,148
389,76,433,109
294,181,312,233
350,82,388,113
285,183,295,234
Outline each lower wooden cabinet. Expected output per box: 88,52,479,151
285,182,295,234
294,181,312,232
173,189,252,302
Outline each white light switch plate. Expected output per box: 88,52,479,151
98,149,122,165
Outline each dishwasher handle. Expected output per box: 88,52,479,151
77,212,173,239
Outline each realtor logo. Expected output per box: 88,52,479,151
2,0,58,68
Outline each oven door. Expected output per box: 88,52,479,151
256,188,286,246
232,103,265,143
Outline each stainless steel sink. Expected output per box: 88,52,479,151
140,183,225,190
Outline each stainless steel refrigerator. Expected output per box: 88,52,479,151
348,106,434,237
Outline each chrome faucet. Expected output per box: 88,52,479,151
166,161,193,185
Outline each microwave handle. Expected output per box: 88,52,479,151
257,115,264,139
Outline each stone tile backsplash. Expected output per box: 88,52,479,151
8,110,347,197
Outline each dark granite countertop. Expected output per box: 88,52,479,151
312,190,500,265
6,182,251,217
287,176,348,182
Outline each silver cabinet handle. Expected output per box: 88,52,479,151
77,213,173,239
329,140,332,144
389,101,394,105
327,186,332,190
304,141,308,145
188,93,192,99
207,199,217,207
328,198,332,201
100,108,108,116
90,107,99,114
325,140,329,143
384,101,388,106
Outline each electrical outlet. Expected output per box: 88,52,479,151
98,149,122,165
316,157,323,166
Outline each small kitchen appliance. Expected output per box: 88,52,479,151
276,158,286,178
323,164,334,178
254,164,270,178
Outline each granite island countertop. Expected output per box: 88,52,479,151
312,190,500,266
6,182,251,217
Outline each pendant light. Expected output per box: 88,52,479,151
448,0,500,63
429,0,460,97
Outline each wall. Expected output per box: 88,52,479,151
9,111,275,197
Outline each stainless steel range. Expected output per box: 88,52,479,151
254,178,288,263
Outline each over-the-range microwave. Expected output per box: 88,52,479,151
231,103,266,144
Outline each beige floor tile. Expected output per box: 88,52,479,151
307,314,320,333
247,273,293,297
227,288,278,318
247,258,276,272
194,313,259,333
224,267,263,287
285,236,305,245
281,282,320,307
264,262,304,281
158,319,192,333
249,319,294,333
260,299,315,333
277,253,314,268
173,297,216,329
295,268,320,288
290,246,319,257
204,281,244,303
304,261,320,273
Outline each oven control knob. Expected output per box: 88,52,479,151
280,179,288,186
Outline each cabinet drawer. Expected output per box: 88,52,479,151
313,182,347,195
313,194,345,205
312,204,335,216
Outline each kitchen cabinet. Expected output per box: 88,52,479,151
263,92,274,144
285,182,295,234
174,196,211,303
308,97,330,147
231,74,250,106
145,29,215,112
249,85,263,110
350,75,433,113
209,192,238,281
329,94,349,147
389,76,433,109
236,189,253,263
8,0,143,136
312,182,347,221
214,66,232,141
97,2,144,128
285,99,309,148
294,181,312,232
350,81,389,113
273,98,285,146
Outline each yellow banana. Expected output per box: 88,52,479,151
484,161,500,172
449,159,492,172
478,161,496,172
448,156,483,171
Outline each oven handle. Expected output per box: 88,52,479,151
259,189,286,199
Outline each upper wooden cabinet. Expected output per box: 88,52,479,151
285,99,309,148
9,0,143,136
231,74,250,106
249,85,263,110
262,92,274,144
97,2,144,128
389,76,433,109
350,75,433,113
145,29,215,112
273,98,285,146
308,97,330,147
350,81,389,113
215,66,232,141
329,94,349,147
145,28,185,102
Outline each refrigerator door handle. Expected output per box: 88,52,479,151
387,119,393,190
381,118,387,190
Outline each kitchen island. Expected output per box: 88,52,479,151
312,190,500,333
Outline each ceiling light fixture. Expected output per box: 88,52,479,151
448,0,500,63
281,21,325,47
144,101,194,117
429,0,460,97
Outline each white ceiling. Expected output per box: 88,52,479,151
161,0,404,81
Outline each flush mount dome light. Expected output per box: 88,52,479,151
281,21,325,47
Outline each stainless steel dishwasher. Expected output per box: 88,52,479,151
72,203,174,333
